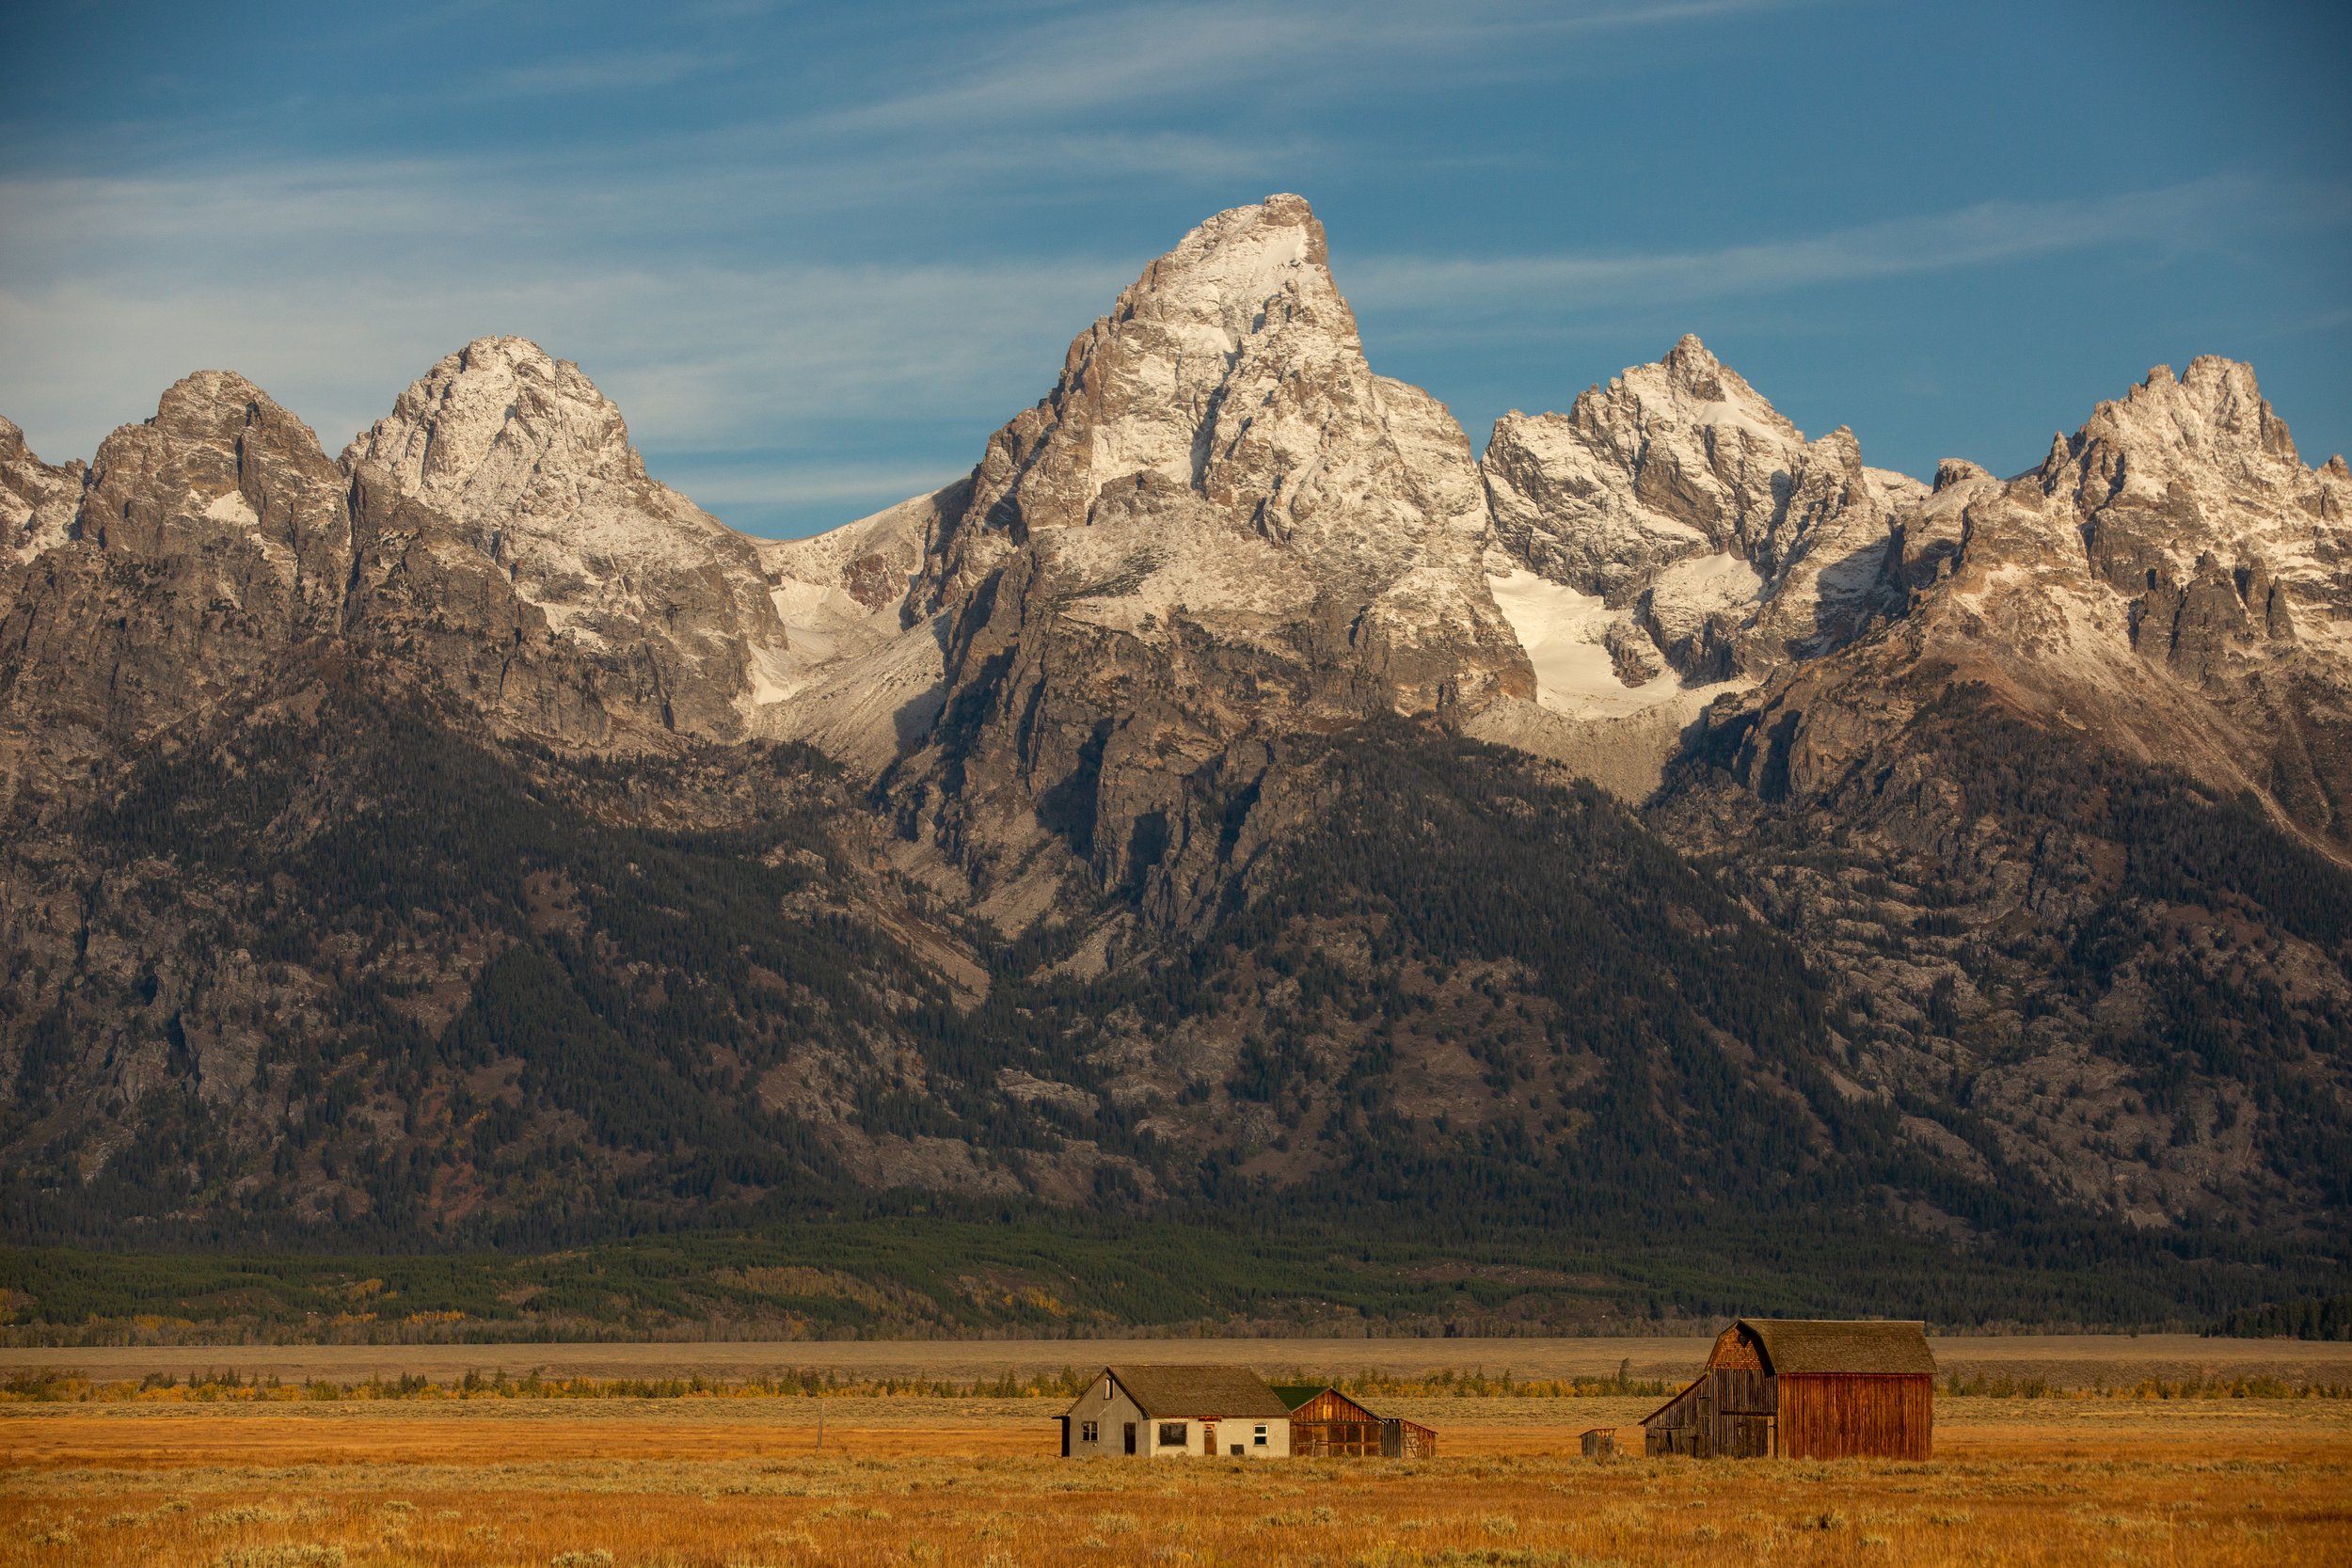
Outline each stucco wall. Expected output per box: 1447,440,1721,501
1060,1373,1292,1458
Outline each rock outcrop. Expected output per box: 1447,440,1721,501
886,195,1534,923
1654,356,2352,1229
1484,334,1924,687
0,419,82,564
0,375,358,807
346,338,793,739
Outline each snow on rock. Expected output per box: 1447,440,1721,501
913,193,1529,719
0,417,83,564
345,337,790,740
2055,357,2351,615
1483,335,1922,685
751,483,954,706
1721,353,2352,847
1480,561,1751,799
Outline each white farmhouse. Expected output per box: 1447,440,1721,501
1059,1365,1294,1459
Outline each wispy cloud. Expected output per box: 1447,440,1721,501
494,49,725,96
829,0,1814,133
0,257,1125,462
1343,178,2352,323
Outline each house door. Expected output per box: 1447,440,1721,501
1123,1421,1136,1455
1202,1422,1216,1456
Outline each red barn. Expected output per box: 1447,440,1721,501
1642,1319,1935,1460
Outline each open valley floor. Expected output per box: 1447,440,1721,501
4,1341,2348,1567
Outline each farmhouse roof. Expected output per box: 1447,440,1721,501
1093,1365,1293,1419
1737,1319,1935,1375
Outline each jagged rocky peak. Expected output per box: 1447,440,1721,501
876,193,1535,918
1479,337,1922,709
1485,333,1805,597
915,192,1516,689
77,371,357,613
0,417,85,564
1739,352,2352,851
1907,356,2352,663
346,336,793,739
2033,357,2351,609
346,336,644,525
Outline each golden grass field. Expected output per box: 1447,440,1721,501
4,1344,2349,1567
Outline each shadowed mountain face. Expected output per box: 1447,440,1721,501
1,197,2347,1301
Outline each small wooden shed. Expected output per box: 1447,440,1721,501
1580,1427,1617,1458
1273,1385,1438,1458
1642,1319,1934,1460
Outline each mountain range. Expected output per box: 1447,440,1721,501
4,195,2347,1325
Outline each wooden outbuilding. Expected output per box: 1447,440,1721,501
1580,1427,1617,1458
1273,1385,1438,1458
1642,1319,1934,1460
1060,1365,1293,1459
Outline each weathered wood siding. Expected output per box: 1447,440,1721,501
1291,1388,1384,1450
1382,1418,1438,1458
1293,1421,1382,1457
1777,1373,1932,1460
1290,1390,1380,1425
1641,1370,1779,1457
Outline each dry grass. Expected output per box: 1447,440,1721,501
10,1332,2352,1390
4,1396,2346,1566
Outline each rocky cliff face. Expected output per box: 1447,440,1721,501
1,419,82,564
1654,356,2352,1231
1,374,358,811
347,338,794,740
1483,334,1925,689
884,196,1532,928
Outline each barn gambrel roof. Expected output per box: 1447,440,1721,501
1732,1319,1936,1376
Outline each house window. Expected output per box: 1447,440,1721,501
1082,1421,1098,1444
1157,1422,1187,1449
1254,1424,1268,1446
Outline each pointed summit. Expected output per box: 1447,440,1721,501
1481,340,1923,712
347,338,791,738
915,194,1355,598
914,193,1498,626
1483,338,1864,601
344,336,646,529
2076,355,2301,482
881,193,1531,902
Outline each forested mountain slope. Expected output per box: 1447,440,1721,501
2,196,2345,1327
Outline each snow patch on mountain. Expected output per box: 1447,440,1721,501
0,418,84,564
1484,335,1917,688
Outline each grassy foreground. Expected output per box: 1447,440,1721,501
3,1396,2346,1567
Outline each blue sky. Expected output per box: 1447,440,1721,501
3,1,2346,538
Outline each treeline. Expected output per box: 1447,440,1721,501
2207,1294,2352,1341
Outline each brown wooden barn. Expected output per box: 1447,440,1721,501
1273,1385,1438,1458
1642,1319,1935,1460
